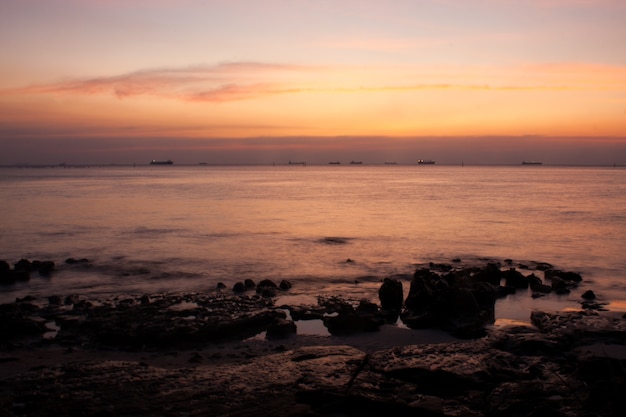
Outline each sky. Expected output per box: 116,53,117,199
1,0,625,165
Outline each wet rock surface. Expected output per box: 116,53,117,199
1,310,624,416
1,260,623,416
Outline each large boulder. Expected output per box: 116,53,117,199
378,278,403,320
472,262,503,285
257,279,279,297
401,267,497,338
503,268,528,289
0,302,47,340
0,260,16,285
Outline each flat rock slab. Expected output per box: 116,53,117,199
1,345,367,417
1,311,625,416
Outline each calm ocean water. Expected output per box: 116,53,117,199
1,165,625,322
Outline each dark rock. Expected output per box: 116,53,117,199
257,279,278,289
446,287,493,338
0,303,47,340
216,282,227,290
378,278,403,315
318,297,384,336
63,295,285,348
496,285,516,298
232,282,246,292
429,262,452,272
64,294,80,305
533,261,553,271
0,261,16,285
530,310,626,341
258,287,277,297
257,279,279,297
266,318,297,340
34,260,55,276
317,296,355,314
12,258,54,278
1,302,625,417
356,299,379,315
403,268,438,312
322,237,348,244
65,257,89,264
581,301,606,310
527,273,543,290
14,258,33,272
472,262,502,285
0,275,15,285
545,269,583,283
48,295,63,305
401,267,496,338
323,310,384,335
12,270,30,281
581,290,596,300
279,279,292,291
244,279,256,289
532,284,552,294
503,268,528,289
550,276,570,294
286,305,324,321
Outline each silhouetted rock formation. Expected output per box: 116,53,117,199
0,258,57,284
321,298,385,335
1,309,624,416
378,277,403,321
401,268,497,338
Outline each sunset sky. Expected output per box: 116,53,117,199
1,0,625,165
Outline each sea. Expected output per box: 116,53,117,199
1,164,625,325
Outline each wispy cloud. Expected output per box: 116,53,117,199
3,62,624,103
3,63,309,102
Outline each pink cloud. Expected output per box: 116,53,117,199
3,62,623,103
2,63,309,102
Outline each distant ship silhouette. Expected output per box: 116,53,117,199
150,160,173,165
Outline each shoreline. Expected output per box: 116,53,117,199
1,295,624,416
2,259,625,415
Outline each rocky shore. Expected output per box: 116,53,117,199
1,259,625,416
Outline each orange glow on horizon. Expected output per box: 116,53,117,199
1,62,625,139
